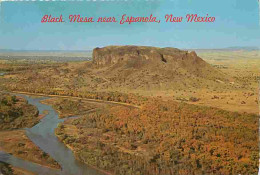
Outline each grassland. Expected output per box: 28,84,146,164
195,50,259,114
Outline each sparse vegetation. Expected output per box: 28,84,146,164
189,97,200,102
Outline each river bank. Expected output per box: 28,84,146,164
20,94,106,175
0,161,36,175
0,93,106,175
0,130,60,170
55,122,113,175
8,90,141,109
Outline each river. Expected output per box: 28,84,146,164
0,94,105,175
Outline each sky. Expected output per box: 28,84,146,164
0,0,259,50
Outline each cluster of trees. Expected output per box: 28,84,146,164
49,98,84,118
44,98,98,118
56,99,258,175
6,82,148,106
0,93,39,130
0,161,14,175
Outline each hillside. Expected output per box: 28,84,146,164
1,46,257,114
91,46,229,91
1,45,231,93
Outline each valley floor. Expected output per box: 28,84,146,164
0,50,259,174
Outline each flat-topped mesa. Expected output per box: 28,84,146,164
92,45,203,66
91,45,227,82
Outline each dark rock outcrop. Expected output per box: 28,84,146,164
90,45,228,90
92,46,202,66
92,45,225,79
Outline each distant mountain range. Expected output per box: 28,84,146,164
0,49,93,52
0,49,92,58
192,46,259,52
222,46,260,51
0,46,259,53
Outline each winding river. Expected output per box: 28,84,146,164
0,94,105,175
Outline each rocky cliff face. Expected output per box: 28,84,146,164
92,45,203,67
91,45,227,90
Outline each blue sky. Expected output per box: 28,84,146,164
0,0,259,50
